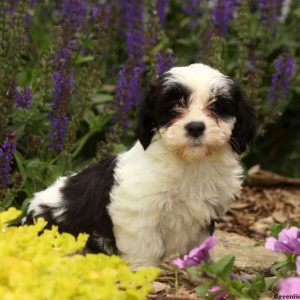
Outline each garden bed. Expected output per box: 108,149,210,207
150,169,300,299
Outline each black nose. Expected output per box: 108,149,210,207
185,121,206,138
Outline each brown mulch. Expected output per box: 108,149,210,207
217,185,300,239
149,168,300,299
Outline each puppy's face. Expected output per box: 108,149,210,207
138,64,256,160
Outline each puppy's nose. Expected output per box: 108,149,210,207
185,121,206,138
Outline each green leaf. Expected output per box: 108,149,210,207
270,223,284,238
265,276,278,290
271,261,289,275
92,93,114,104
14,151,27,183
195,279,214,299
75,55,94,65
202,255,235,282
186,266,200,278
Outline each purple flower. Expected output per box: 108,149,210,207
114,63,143,113
181,0,201,29
211,0,235,36
173,236,217,269
15,85,32,109
48,37,74,153
91,3,111,28
114,65,128,111
48,70,72,152
258,0,283,32
62,0,87,33
121,0,145,60
156,0,169,27
5,0,19,14
265,227,300,255
278,277,300,296
0,132,17,189
269,53,295,102
156,51,174,76
209,286,228,300
53,44,73,68
126,65,142,111
49,115,69,153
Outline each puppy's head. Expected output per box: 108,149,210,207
138,63,256,160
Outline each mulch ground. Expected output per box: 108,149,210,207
149,167,300,299
218,185,300,239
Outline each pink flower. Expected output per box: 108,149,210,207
278,277,300,296
173,236,217,269
265,227,300,255
210,286,228,300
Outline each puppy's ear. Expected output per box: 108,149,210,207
230,83,256,154
137,80,159,150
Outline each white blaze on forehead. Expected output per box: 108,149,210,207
166,63,232,105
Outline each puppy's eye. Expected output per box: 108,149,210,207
208,96,235,118
173,98,188,110
208,101,217,111
207,98,218,113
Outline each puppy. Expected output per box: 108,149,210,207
23,63,256,269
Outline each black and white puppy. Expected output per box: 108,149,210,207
23,63,256,269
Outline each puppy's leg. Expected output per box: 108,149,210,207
114,226,164,269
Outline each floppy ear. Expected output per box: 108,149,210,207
137,80,159,150
230,83,256,154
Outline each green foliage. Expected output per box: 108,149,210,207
0,208,159,300
270,223,285,238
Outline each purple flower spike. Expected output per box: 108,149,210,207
265,227,300,256
91,3,111,29
278,277,300,296
0,132,17,189
114,65,128,111
15,85,33,109
173,236,217,269
114,63,143,114
156,51,174,76
269,53,295,102
181,0,201,29
62,0,87,33
123,0,145,60
212,0,235,36
49,115,69,153
156,0,169,27
258,0,283,33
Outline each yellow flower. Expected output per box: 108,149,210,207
0,208,159,300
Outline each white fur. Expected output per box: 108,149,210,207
28,176,67,221
166,63,232,98
109,141,243,268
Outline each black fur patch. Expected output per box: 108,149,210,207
229,83,256,154
138,74,191,149
207,219,216,235
22,156,118,255
58,156,117,254
209,82,256,153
